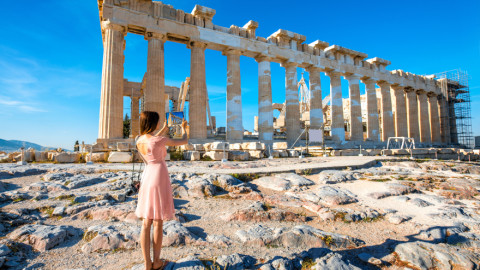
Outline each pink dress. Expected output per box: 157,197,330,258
135,136,176,221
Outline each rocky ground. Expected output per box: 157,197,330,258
0,158,479,270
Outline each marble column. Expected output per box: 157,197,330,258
405,88,420,141
391,85,407,137
377,81,394,141
98,21,126,140
428,93,441,143
283,63,300,147
327,72,345,142
144,32,166,125
417,90,431,143
361,78,379,141
189,41,208,139
438,95,450,144
223,49,243,142
307,67,323,132
256,56,273,143
130,97,140,137
345,74,362,141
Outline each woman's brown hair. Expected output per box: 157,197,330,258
140,111,159,135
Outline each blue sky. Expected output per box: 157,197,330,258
1,0,479,150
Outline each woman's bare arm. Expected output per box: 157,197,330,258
165,120,189,146
154,119,169,137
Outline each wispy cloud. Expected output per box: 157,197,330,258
0,97,46,113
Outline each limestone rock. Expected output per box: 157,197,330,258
317,170,357,184
88,152,108,162
228,151,250,161
410,198,433,207
66,175,107,189
163,220,201,246
224,201,307,222
387,214,411,224
53,152,81,163
241,142,265,150
8,224,79,251
180,144,195,151
249,150,265,159
183,151,200,161
43,172,73,181
312,252,361,270
273,142,288,150
34,151,48,162
236,224,364,248
229,143,243,150
369,183,417,199
206,234,233,247
290,186,358,206
82,223,140,253
215,253,256,270
116,142,131,152
165,255,204,270
108,152,132,163
394,241,478,269
207,142,228,151
204,151,226,161
252,173,314,191
24,182,67,192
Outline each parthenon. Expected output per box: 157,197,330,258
96,0,453,148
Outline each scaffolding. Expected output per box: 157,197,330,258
435,69,473,148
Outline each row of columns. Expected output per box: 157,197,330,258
98,23,449,147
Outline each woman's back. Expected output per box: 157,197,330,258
136,135,168,164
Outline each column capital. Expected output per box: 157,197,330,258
344,74,362,81
391,84,405,91
376,80,390,87
144,31,167,42
305,65,322,72
361,77,377,86
427,91,438,98
222,48,242,56
416,89,426,95
280,61,297,68
325,71,341,78
404,86,415,93
101,20,127,35
187,40,207,49
254,54,272,63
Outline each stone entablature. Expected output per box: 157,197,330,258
98,0,441,96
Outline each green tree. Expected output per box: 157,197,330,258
123,113,131,138
74,140,79,152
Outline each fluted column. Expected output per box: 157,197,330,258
256,56,273,143
345,74,362,141
377,81,394,141
224,49,243,142
417,90,431,143
327,71,345,142
130,97,140,137
188,41,208,139
362,78,379,141
391,85,408,137
307,67,323,132
144,32,166,125
405,88,420,141
283,62,300,147
438,95,450,144
428,93,441,143
98,21,126,140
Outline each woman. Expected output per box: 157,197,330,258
135,111,188,270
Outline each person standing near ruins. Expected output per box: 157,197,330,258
135,111,188,270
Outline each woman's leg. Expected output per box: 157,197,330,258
141,218,153,269
152,219,164,268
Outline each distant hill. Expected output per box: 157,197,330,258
0,139,55,153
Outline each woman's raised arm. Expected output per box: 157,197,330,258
165,120,189,147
